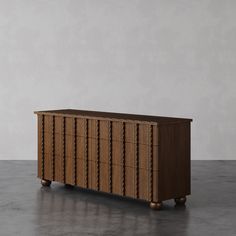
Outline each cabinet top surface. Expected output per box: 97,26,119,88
34,109,192,124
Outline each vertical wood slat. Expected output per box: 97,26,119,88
122,122,126,196
74,118,77,185
62,117,66,183
41,115,45,179
51,116,55,181
149,124,154,202
84,119,89,188
96,120,100,191
109,121,112,193
135,123,139,199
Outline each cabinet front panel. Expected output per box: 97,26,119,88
76,159,85,188
65,156,74,185
54,155,62,183
37,114,159,202
99,162,109,192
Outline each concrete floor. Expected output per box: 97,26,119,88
0,161,235,236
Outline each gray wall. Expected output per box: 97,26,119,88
0,0,235,160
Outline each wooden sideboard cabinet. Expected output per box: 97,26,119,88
34,109,192,210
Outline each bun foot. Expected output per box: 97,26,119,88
150,202,162,210
174,196,186,205
41,179,51,187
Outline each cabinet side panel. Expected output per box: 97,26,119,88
37,115,42,179
158,123,191,201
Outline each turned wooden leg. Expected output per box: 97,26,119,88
150,202,163,210
174,196,186,205
41,179,51,187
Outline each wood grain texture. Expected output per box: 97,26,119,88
62,117,66,183
73,118,77,185
51,116,55,181
35,109,192,124
35,109,192,205
37,114,43,179
158,122,191,201
84,119,89,188
96,120,100,191
54,116,63,183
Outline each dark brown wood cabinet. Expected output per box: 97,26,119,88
34,109,192,210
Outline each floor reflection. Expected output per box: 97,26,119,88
1,161,235,235
34,184,190,235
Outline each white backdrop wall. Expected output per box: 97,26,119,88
0,0,235,160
